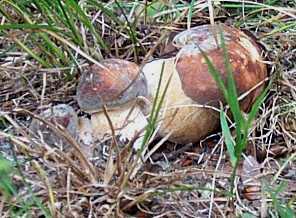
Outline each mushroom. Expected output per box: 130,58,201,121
30,104,78,147
76,59,149,148
143,24,267,144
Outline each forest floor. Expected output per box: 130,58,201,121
0,1,295,217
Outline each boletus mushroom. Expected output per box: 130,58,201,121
143,24,267,144
77,59,149,147
30,104,78,147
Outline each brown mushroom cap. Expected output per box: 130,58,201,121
77,59,148,113
174,24,267,111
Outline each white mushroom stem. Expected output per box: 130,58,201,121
78,117,93,145
90,103,148,150
77,117,94,158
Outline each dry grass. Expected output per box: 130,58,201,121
0,1,295,217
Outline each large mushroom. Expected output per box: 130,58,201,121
77,59,149,148
143,24,267,144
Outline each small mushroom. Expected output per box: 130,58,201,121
143,24,267,144
30,104,78,146
77,59,149,147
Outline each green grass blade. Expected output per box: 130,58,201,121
0,23,57,31
39,33,69,65
246,79,271,129
2,1,33,23
218,26,245,138
151,66,173,127
0,5,17,21
197,45,229,101
56,0,83,46
9,143,52,217
220,110,237,167
140,62,166,150
86,0,124,26
14,38,51,67
31,0,56,24
0,156,16,198
65,0,108,51
114,0,140,62
149,62,166,125
139,60,173,154
30,34,61,66
187,0,195,29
